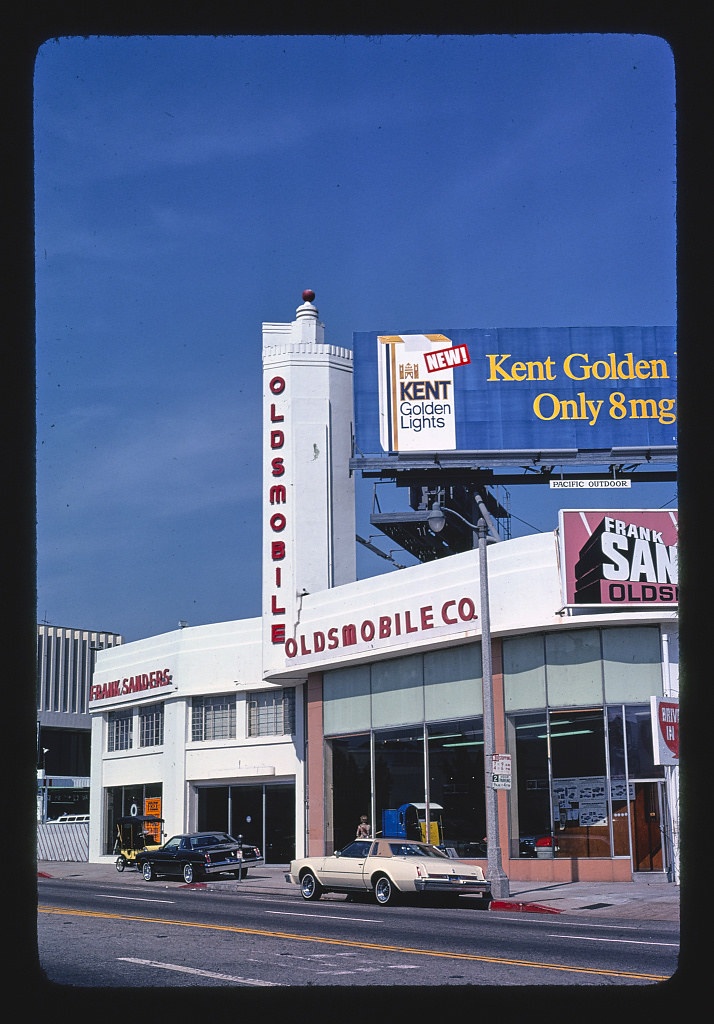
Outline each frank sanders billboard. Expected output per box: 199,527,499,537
558,509,678,607
352,326,676,459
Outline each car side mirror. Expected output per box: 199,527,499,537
334,850,342,857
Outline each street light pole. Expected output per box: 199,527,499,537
427,502,510,898
476,517,510,898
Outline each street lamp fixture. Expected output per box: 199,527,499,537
40,748,50,822
428,502,510,898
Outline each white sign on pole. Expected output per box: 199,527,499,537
491,753,512,790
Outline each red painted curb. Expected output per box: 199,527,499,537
489,900,563,914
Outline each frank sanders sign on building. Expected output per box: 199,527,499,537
89,667,173,704
558,509,678,607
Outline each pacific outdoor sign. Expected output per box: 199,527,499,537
558,509,678,608
352,326,676,460
284,591,479,668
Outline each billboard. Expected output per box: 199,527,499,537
352,326,676,460
558,508,678,608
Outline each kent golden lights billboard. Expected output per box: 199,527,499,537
352,326,676,460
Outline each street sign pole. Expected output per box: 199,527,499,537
479,519,510,898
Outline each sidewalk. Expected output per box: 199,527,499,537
37,858,681,922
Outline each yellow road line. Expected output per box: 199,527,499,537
38,906,670,982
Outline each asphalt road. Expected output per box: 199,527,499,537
35,866,681,995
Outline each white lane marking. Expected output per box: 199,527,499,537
548,933,678,947
533,920,650,931
495,913,669,932
97,894,175,904
118,957,280,986
287,952,419,974
265,910,381,923
315,967,418,975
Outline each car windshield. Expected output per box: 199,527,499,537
336,841,373,858
191,833,233,849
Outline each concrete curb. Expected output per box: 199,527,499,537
489,899,563,914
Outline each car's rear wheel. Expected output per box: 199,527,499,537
182,862,196,883
300,870,323,900
141,861,154,881
374,874,399,906
115,855,126,872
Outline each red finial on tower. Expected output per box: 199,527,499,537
302,289,315,303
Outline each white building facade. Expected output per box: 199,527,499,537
88,295,678,883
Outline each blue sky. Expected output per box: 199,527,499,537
34,34,677,642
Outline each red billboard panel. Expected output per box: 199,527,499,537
558,509,678,607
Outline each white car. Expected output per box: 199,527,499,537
286,838,492,907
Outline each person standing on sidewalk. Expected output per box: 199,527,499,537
356,815,371,838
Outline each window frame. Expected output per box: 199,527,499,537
247,687,295,737
107,709,133,752
191,694,237,741
138,702,164,748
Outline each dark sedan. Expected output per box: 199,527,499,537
136,831,263,883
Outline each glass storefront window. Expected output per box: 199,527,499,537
506,712,551,858
327,721,487,857
326,734,372,851
550,708,609,858
607,704,664,858
427,720,485,856
508,708,611,858
374,726,425,837
321,628,666,866
104,783,163,854
606,710,631,856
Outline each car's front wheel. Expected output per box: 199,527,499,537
115,855,126,872
374,874,399,906
300,870,323,900
141,861,154,881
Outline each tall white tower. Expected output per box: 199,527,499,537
261,291,356,679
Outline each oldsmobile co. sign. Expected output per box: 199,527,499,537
283,590,480,669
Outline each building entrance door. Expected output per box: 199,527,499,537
229,783,295,864
631,781,664,872
197,782,295,863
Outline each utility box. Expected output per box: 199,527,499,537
382,803,443,843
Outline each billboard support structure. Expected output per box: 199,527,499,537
351,325,676,561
